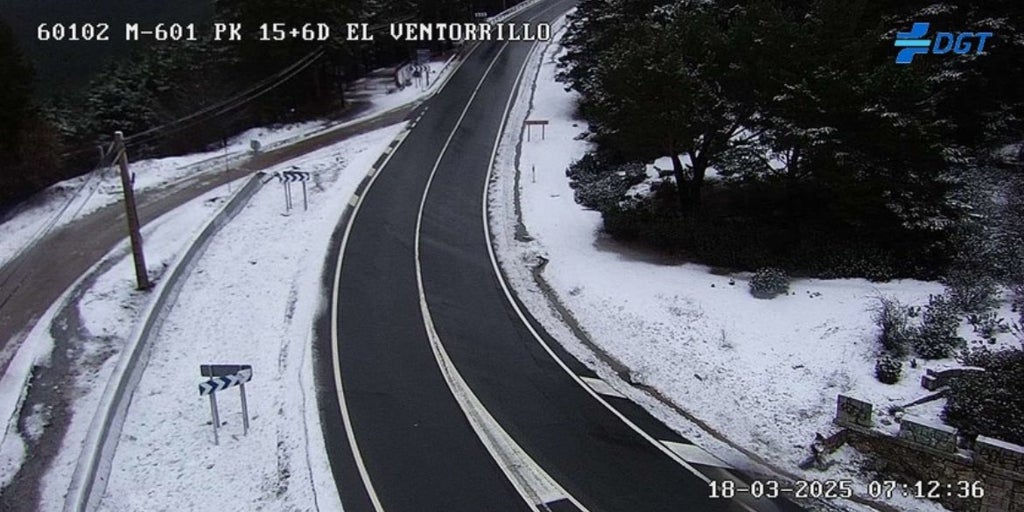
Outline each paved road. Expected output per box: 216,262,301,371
0,102,411,378
321,2,807,511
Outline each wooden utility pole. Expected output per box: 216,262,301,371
114,131,151,290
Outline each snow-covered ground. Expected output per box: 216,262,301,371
349,57,457,114
96,123,405,512
0,124,314,272
487,20,1015,512
0,182,239,492
0,57,455,272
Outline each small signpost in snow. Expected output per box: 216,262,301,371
524,119,548,141
199,364,253,445
264,169,312,213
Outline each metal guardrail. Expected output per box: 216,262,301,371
64,172,265,512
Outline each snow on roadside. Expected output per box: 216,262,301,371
0,182,237,496
0,410,28,489
0,130,280,272
97,123,405,512
490,19,957,512
352,57,456,113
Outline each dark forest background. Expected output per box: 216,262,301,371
1,0,213,92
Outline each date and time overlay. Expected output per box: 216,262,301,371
710,478,985,502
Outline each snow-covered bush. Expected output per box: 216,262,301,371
874,355,902,384
602,182,692,250
565,153,646,212
945,269,1001,314
817,247,899,282
858,260,898,283
1012,283,1024,328
968,311,1010,344
749,267,789,299
944,347,1024,446
873,296,911,356
912,294,965,359
565,152,604,186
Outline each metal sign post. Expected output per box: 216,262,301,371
239,382,250,435
199,364,253,444
268,170,312,213
209,392,220,445
524,119,549,141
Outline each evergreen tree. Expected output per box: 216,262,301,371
886,1,1024,154
0,19,34,157
0,18,65,208
560,0,748,212
80,57,166,145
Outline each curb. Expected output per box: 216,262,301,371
64,173,265,512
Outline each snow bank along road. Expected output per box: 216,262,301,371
318,1,806,510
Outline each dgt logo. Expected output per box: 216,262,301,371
894,22,993,64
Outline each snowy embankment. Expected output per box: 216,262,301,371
489,19,969,512
0,183,240,492
352,57,457,113
95,124,405,512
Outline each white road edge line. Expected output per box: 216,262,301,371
578,376,626,399
328,40,483,512
663,441,735,470
413,38,590,511
479,15,765,512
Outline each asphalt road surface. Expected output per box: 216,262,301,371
320,2,808,511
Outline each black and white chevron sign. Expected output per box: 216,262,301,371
198,367,252,396
274,170,311,183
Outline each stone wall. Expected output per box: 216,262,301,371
834,394,1024,512
920,367,986,391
